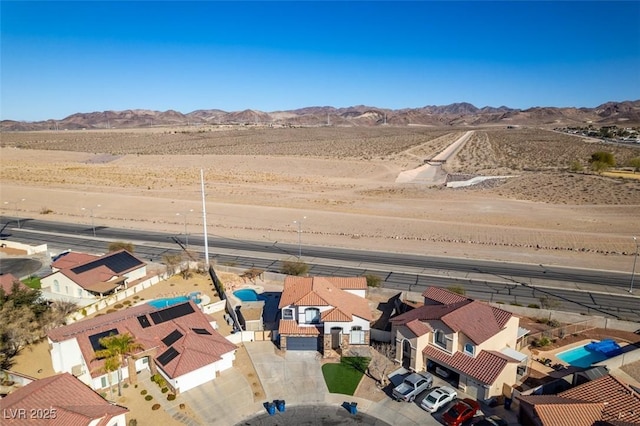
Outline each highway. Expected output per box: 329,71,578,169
1,216,639,321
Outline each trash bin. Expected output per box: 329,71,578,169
504,397,513,410
267,402,276,416
276,400,286,412
349,402,358,415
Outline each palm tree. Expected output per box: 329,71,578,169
95,333,143,396
101,356,120,399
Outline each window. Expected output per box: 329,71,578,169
53,280,60,292
282,309,293,320
434,330,446,348
100,376,107,388
350,326,365,344
65,285,69,295
464,343,475,356
304,308,320,324
77,288,83,297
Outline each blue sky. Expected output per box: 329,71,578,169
1,1,639,121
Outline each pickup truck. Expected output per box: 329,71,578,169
391,371,433,402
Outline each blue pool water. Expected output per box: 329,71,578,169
556,344,612,368
234,288,266,302
148,294,201,308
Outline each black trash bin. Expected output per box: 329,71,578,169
504,397,513,410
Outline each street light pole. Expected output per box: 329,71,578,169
176,209,194,248
293,216,306,259
82,204,101,237
4,198,26,228
630,236,638,294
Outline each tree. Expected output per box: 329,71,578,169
107,241,135,253
629,157,640,173
365,274,381,288
100,356,120,399
162,253,184,275
366,342,396,388
280,260,309,276
94,333,143,397
589,152,615,173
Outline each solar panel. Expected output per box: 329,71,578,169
157,347,180,366
150,302,195,325
71,251,142,275
88,328,119,352
137,315,151,328
192,328,211,335
162,330,184,346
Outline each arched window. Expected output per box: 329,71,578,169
53,279,60,292
464,343,475,356
304,308,320,324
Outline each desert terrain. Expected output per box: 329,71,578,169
1,126,639,271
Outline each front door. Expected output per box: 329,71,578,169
402,339,412,369
331,327,342,350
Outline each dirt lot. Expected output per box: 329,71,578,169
1,126,639,272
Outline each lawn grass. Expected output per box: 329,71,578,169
21,276,41,289
322,357,370,395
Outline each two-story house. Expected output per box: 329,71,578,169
278,276,373,356
40,249,147,299
390,287,526,401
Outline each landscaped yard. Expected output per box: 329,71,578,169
21,276,41,289
322,357,370,395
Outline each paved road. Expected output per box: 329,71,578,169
2,216,639,320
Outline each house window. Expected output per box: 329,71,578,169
53,280,60,292
350,326,365,344
464,343,475,356
304,308,320,324
282,309,293,320
77,288,83,297
65,285,69,294
101,376,107,388
434,330,446,348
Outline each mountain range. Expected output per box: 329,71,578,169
2,100,639,131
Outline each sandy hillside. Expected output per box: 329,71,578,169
1,127,639,271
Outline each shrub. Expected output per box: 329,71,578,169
167,394,176,401
179,403,186,410
114,304,124,309
528,303,540,309
140,390,147,395
40,206,53,214
152,404,161,411
569,160,584,172
280,260,309,276
123,383,129,388
123,300,132,305
511,302,522,306
81,308,87,316
128,420,138,426
447,285,466,295
145,395,153,401
161,387,168,393
546,319,560,328
532,336,551,348
106,309,116,314
365,274,381,288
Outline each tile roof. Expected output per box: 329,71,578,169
405,318,432,337
0,273,29,294
0,372,128,425
48,301,236,381
559,375,640,424
279,276,372,321
391,287,513,344
423,345,516,384
422,286,470,305
278,319,322,335
517,395,606,426
52,252,99,270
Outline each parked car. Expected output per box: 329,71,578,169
420,386,458,412
472,415,508,426
391,372,433,402
442,398,480,426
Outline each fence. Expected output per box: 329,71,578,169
523,318,601,348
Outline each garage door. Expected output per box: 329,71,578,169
287,337,319,351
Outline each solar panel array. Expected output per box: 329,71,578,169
162,330,184,346
137,315,151,328
157,347,180,366
71,250,142,275
88,328,119,352
150,302,195,325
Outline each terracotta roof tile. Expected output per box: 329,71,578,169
559,375,640,424
0,373,128,425
321,307,352,322
535,402,605,426
0,273,29,294
422,286,469,305
52,252,99,270
423,345,514,384
278,319,322,335
406,319,432,337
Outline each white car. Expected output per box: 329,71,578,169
420,386,458,412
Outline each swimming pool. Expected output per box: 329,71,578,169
556,344,613,368
148,293,201,308
233,288,266,302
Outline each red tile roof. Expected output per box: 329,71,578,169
519,396,605,426
279,276,372,321
48,301,236,381
0,273,29,294
423,345,516,384
559,375,640,424
406,319,432,337
52,252,99,270
422,286,469,305
0,372,128,425
278,319,322,335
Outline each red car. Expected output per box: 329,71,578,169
441,398,480,426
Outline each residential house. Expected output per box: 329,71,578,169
278,276,373,355
390,287,525,401
0,273,30,295
517,374,640,425
0,372,128,425
47,301,237,394
40,250,147,299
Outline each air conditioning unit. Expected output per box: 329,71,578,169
458,383,467,392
